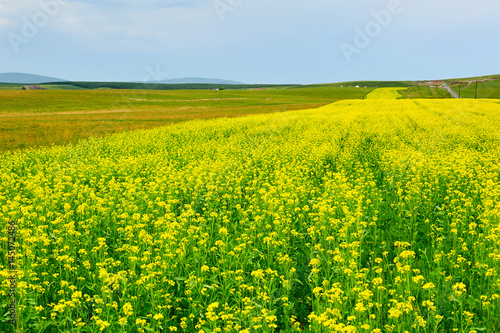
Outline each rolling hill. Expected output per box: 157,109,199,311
0,72,67,84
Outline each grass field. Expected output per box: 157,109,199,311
1,89,500,332
438,75,500,99
450,80,500,99
399,85,449,99
0,86,371,151
0,83,22,90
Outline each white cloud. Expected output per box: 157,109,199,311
53,1,213,53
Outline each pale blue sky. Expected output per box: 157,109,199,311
1,0,499,84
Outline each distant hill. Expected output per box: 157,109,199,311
441,74,500,81
0,72,67,84
43,81,289,90
144,77,244,85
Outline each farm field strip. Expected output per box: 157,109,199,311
1,91,500,332
365,87,407,99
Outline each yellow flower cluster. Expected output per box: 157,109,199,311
1,89,500,332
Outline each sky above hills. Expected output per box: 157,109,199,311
1,0,499,84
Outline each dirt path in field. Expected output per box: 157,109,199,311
464,76,500,89
130,97,252,102
0,109,139,117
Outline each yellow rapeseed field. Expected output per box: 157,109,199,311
365,87,406,99
1,89,500,332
